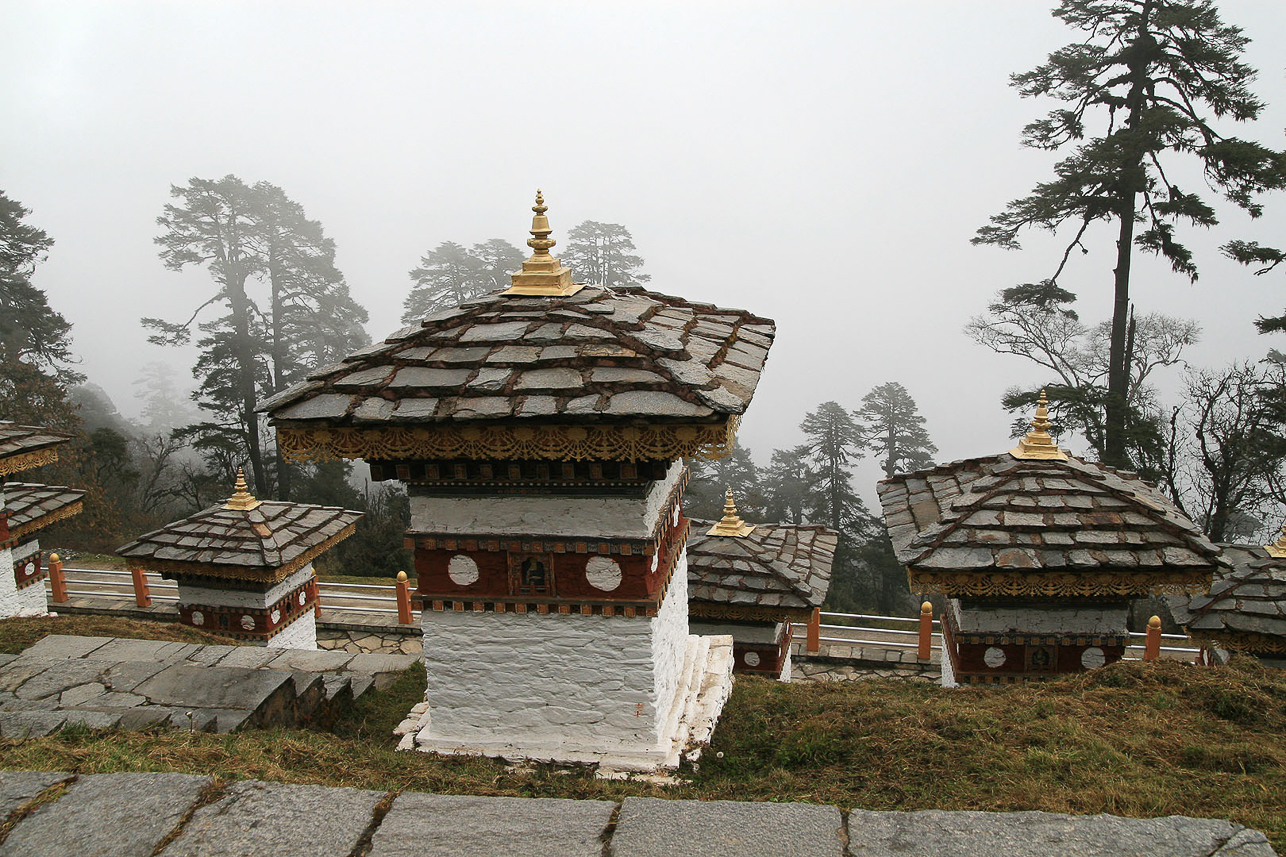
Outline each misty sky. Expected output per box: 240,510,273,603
2,2,1284,502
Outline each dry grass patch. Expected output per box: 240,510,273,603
0,629,1281,850
0,615,241,655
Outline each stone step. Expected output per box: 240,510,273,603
0,635,419,737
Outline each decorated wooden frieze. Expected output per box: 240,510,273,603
178,575,319,642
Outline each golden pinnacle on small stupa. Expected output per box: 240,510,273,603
502,189,582,297
1266,520,1286,558
707,487,755,537
223,468,262,511
1008,390,1069,462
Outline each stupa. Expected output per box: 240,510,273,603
877,393,1224,685
0,423,81,618
1167,525,1286,667
118,470,362,649
686,489,835,680
264,192,776,769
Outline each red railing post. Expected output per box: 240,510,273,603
918,601,933,660
129,565,152,607
48,553,68,603
1144,615,1161,661
806,607,820,654
396,571,413,625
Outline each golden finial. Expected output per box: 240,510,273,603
223,468,262,511
1008,390,1069,461
503,189,582,297
1265,520,1286,558
707,487,755,537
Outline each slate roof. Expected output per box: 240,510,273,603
262,286,775,427
0,423,76,476
1167,545,1286,652
686,523,836,617
2,483,86,540
118,501,362,583
876,453,1225,594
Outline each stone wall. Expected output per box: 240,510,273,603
0,544,48,619
267,611,317,650
417,569,689,759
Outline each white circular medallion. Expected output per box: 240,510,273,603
585,556,622,592
299,591,307,606
240,614,256,631
672,504,680,527
744,651,761,667
447,554,480,586
650,551,659,573
190,611,204,626
19,562,31,578
983,646,1007,668
1081,646,1106,669
270,609,281,624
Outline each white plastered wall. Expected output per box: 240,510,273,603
418,554,690,760
0,544,47,618
409,460,683,540
266,611,318,650
951,599,1129,635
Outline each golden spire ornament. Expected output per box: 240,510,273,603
1008,390,1069,461
707,487,755,537
223,468,262,511
503,189,582,297
1266,521,1286,558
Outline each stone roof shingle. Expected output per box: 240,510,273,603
686,523,836,616
876,453,1225,596
263,286,775,427
118,501,362,583
2,482,86,541
0,423,76,476
1168,545,1286,652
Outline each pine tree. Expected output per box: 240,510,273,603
800,401,869,535
854,382,938,479
684,445,764,522
561,221,650,288
974,0,1286,468
148,176,369,497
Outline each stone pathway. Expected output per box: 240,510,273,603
0,635,417,735
0,771,1273,856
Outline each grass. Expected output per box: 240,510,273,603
0,617,1283,849
0,615,242,655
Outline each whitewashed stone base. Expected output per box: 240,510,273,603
951,599,1129,635
404,633,734,772
778,643,793,683
0,545,48,619
266,612,318,650
940,642,959,688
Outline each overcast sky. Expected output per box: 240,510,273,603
2,2,1284,500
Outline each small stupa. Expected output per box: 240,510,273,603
118,470,362,648
877,392,1225,685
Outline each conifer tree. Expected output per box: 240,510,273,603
974,0,1286,468
854,382,937,479
561,221,650,289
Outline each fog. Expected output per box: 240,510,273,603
2,1,1284,500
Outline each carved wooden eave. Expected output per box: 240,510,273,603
8,499,83,544
1187,629,1286,655
277,417,739,464
906,568,1214,599
0,447,59,477
128,522,357,587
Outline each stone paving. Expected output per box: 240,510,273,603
0,771,1273,856
0,635,417,736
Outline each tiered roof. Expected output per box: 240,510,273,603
877,395,1224,598
263,194,775,464
2,483,85,543
118,473,362,584
1168,544,1286,655
0,423,75,476
687,495,836,621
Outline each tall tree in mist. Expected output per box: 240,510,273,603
561,221,650,289
684,444,764,522
0,190,82,426
800,401,868,535
403,239,524,322
973,0,1286,469
855,382,937,478
147,175,369,497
